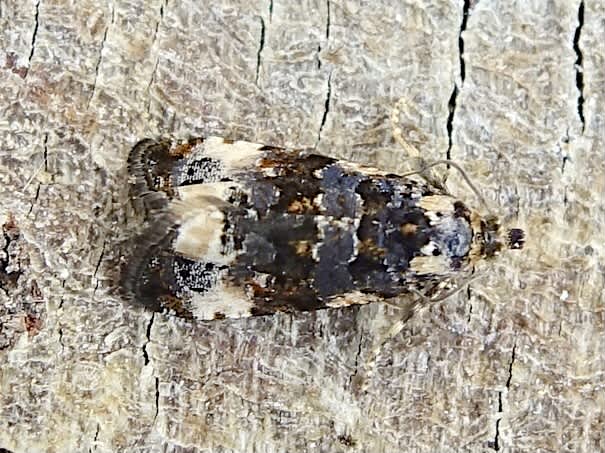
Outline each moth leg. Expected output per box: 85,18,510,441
359,273,483,392
353,293,425,393
390,97,446,190
390,98,423,161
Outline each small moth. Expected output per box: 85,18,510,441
121,137,524,321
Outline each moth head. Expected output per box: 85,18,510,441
507,227,525,250
472,214,525,260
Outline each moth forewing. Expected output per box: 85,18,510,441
121,137,523,321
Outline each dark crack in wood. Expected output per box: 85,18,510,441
143,313,154,366
446,1,469,160
316,71,332,147
573,1,585,132
506,343,516,388
25,0,41,78
255,17,265,85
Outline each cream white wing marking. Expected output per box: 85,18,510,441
326,291,383,308
336,160,389,177
198,137,266,172
189,279,254,320
417,195,456,213
409,255,451,275
173,208,229,264
171,182,243,263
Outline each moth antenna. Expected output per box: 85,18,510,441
400,160,493,215
391,99,492,214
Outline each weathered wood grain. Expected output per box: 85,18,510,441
0,1,602,452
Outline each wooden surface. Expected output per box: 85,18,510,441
0,1,603,452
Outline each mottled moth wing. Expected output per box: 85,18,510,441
121,137,516,321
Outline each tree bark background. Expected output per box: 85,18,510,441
0,0,603,452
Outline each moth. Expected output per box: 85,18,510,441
121,137,524,321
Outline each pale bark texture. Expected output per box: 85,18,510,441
0,0,603,452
